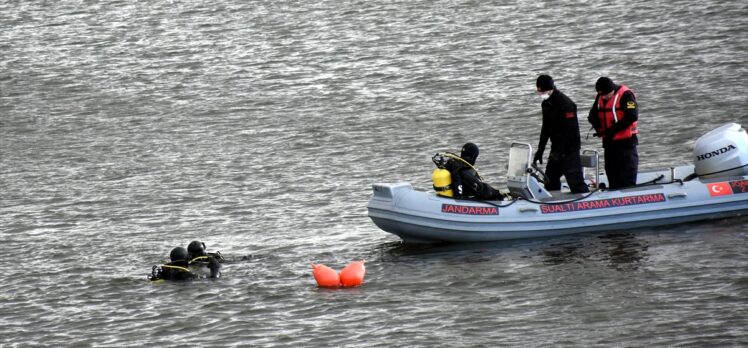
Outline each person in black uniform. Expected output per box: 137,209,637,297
186,240,223,279
532,75,589,193
149,247,199,281
587,77,639,189
446,142,504,200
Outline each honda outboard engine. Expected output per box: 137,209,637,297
693,123,748,178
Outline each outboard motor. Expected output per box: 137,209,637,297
693,123,748,179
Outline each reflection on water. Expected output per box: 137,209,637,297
375,238,526,262
374,232,649,270
599,233,649,270
542,232,648,271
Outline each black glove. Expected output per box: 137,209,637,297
533,150,544,165
210,251,226,263
488,189,504,201
207,258,222,278
149,265,162,281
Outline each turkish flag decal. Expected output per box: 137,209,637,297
707,182,733,196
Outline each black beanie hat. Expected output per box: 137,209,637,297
460,142,479,165
595,77,615,94
536,75,555,92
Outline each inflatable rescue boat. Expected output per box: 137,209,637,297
367,123,748,243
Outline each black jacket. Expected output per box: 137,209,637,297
446,159,503,200
538,89,581,155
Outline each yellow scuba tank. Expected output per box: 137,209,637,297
431,153,454,197
432,167,453,197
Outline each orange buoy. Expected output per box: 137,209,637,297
339,260,366,287
312,263,340,288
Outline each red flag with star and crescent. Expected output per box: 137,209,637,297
707,182,733,196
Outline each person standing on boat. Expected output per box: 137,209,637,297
446,142,504,200
588,77,639,189
532,75,589,193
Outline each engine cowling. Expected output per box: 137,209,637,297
693,123,748,178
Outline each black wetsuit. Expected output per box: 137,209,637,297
150,260,198,281
446,159,503,200
537,88,589,193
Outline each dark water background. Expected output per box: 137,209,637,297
2,1,747,346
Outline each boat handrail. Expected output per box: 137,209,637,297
581,149,599,188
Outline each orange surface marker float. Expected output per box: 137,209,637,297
339,261,366,287
312,261,366,288
312,263,340,288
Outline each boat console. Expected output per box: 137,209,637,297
506,142,552,200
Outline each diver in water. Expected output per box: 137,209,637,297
187,240,225,262
149,243,223,281
186,240,223,279
149,247,199,281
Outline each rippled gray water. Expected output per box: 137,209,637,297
2,1,747,347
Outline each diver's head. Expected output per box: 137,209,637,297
187,240,206,257
170,247,189,262
460,142,479,166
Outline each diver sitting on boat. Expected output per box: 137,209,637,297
432,142,505,201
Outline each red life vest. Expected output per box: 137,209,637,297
596,85,638,140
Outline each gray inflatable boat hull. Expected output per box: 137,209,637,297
367,177,748,243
